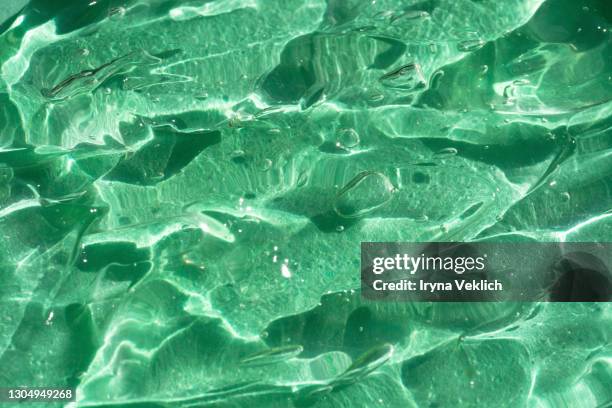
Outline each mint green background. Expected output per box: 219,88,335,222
0,0,610,406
